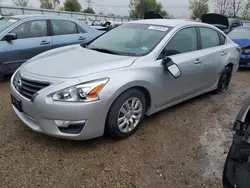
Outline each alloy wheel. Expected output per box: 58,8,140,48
117,97,143,133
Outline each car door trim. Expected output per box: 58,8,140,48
47,19,53,36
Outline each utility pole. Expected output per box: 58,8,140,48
86,0,94,8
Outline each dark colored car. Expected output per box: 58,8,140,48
223,98,250,188
228,26,250,68
201,14,243,34
228,18,243,30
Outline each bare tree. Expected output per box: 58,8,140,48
212,0,231,15
13,0,29,7
242,0,250,19
232,0,243,17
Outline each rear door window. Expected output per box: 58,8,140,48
200,27,220,49
51,20,78,36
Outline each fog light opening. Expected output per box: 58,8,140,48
55,120,86,134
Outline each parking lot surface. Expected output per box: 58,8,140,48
1,70,250,188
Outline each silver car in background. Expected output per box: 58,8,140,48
10,19,240,140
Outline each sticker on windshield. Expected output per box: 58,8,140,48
142,47,148,51
148,26,168,32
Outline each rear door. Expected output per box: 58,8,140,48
50,19,88,49
2,19,52,73
197,27,229,89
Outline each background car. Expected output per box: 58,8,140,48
201,14,243,34
0,15,104,78
223,97,250,188
10,19,240,140
228,26,250,68
243,21,250,26
228,18,243,30
201,13,230,33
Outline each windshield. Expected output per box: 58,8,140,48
88,23,171,56
0,18,19,32
228,27,250,39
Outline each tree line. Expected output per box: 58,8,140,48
10,0,250,20
190,0,250,20
12,0,95,14
11,0,169,18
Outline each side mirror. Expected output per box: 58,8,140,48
4,33,17,41
162,57,181,78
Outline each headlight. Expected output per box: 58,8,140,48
52,78,109,102
244,48,250,54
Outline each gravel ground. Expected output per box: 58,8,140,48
0,70,250,188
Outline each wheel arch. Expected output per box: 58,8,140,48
104,82,154,131
105,82,153,113
226,63,234,69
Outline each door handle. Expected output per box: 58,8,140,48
221,51,227,56
40,41,50,45
78,36,86,40
194,59,202,64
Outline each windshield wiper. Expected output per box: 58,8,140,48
89,47,120,55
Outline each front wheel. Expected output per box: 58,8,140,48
215,67,232,94
106,89,146,140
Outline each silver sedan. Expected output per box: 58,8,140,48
10,19,240,140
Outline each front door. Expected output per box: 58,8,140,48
154,27,205,108
2,19,52,73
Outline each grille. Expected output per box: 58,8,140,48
13,72,50,100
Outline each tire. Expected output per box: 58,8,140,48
215,66,232,94
106,89,146,140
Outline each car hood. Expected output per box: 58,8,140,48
232,39,250,48
23,45,137,78
201,13,229,29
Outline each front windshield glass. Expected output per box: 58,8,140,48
228,27,250,39
88,23,171,56
0,18,19,32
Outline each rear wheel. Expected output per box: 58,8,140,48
215,67,232,94
106,89,146,140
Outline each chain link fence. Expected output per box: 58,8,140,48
0,5,131,22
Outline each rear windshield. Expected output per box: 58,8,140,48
88,23,171,56
228,27,250,39
0,18,19,32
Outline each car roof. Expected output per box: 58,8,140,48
10,14,74,20
128,19,206,27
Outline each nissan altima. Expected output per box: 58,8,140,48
10,19,240,140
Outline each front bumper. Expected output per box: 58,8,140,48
10,73,109,140
239,54,250,67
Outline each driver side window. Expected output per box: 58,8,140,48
158,27,198,59
11,20,48,39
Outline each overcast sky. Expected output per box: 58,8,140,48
1,0,191,18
